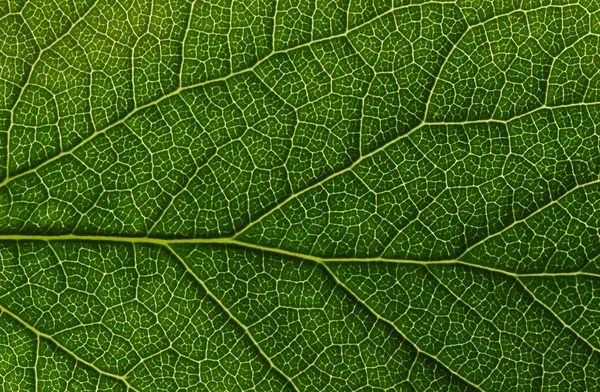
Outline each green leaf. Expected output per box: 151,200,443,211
1,0,599,390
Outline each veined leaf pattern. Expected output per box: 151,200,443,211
0,0,599,390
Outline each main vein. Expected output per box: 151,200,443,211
0,233,597,280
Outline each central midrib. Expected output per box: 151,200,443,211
0,232,597,279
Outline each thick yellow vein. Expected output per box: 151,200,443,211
0,234,598,281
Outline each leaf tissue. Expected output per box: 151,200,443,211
0,0,599,390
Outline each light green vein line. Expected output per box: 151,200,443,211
417,269,503,389
229,119,424,239
0,303,138,391
33,335,39,392
544,32,596,105
422,7,551,120
423,264,547,363
425,101,600,126
515,276,600,354
582,253,600,274
164,244,301,392
318,262,486,392
457,177,600,259
180,0,197,89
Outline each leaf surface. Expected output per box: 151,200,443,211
0,0,599,390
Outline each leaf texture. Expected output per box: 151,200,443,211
0,0,599,390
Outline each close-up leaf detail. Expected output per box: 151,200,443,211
0,0,599,390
